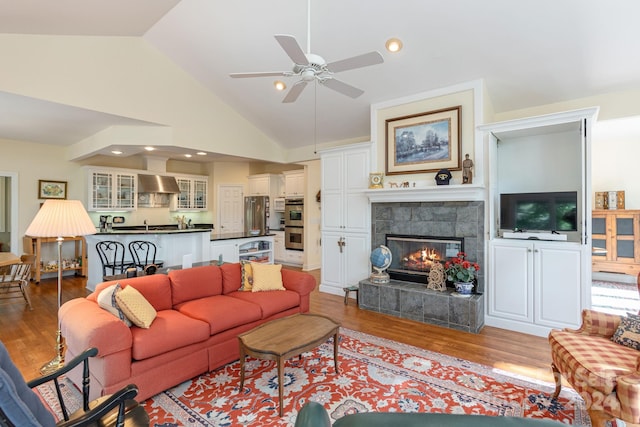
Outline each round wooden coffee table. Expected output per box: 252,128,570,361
238,313,340,416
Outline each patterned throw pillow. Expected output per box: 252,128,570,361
96,283,132,327
611,313,640,350
251,263,285,292
240,260,254,291
115,285,157,328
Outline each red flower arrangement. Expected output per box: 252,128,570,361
444,252,480,283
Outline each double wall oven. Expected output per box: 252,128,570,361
284,199,304,251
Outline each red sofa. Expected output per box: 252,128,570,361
58,263,316,401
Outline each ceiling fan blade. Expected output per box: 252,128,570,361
230,72,288,78
274,34,309,65
282,81,308,103
326,51,384,73
321,78,364,98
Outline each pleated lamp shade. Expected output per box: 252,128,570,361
26,200,97,237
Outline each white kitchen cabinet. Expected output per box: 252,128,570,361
320,142,372,295
248,174,273,196
479,107,598,336
210,240,239,264
284,249,303,266
489,239,583,335
173,176,208,211
273,231,286,263
321,232,370,291
283,170,305,198
210,236,274,265
87,168,136,211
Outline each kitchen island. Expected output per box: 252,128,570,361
210,232,275,264
86,227,212,291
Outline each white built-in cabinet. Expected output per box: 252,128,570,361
87,168,137,211
173,176,208,211
320,142,372,295
283,170,305,198
247,174,272,196
210,236,274,265
273,230,285,262
479,107,598,337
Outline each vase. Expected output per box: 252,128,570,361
454,282,474,295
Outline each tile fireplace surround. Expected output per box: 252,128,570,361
363,199,485,333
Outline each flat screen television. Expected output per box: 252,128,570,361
500,191,578,232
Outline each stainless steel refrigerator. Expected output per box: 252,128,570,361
244,196,270,234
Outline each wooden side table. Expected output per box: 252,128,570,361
23,236,88,283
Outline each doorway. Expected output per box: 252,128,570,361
0,172,18,253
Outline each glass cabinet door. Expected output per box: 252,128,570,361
193,179,207,209
115,174,136,209
92,172,112,209
177,178,192,209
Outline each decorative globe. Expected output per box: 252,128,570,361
370,245,392,272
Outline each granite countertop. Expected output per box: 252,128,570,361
210,232,275,241
95,225,213,235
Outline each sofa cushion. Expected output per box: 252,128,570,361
229,290,300,319
169,265,222,306
174,295,262,335
251,263,285,291
549,329,639,394
116,285,157,328
240,261,253,291
612,314,640,350
220,263,242,294
96,283,132,327
91,275,173,311
129,310,210,360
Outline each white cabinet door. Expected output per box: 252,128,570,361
284,171,304,198
321,232,344,290
248,175,269,196
534,243,582,328
489,240,532,322
273,232,285,262
210,241,239,263
344,233,370,286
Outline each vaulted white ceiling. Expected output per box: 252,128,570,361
1,0,639,160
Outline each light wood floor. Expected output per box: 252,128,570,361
0,268,555,386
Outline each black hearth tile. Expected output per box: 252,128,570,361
360,282,380,309
449,298,470,327
400,290,423,317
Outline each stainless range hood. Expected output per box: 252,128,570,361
138,174,180,193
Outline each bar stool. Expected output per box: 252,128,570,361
96,241,134,280
128,241,164,271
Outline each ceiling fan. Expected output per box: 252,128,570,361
229,1,384,103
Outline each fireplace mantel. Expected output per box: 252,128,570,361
365,184,486,203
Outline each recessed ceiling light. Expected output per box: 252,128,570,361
144,146,155,151
111,150,123,155
196,152,207,156
274,80,287,91
184,154,192,158
385,38,403,53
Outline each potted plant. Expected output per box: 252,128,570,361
444,252,480,294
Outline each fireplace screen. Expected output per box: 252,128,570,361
386,235,463,282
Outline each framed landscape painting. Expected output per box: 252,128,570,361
385,106,461,175
38,180,67,199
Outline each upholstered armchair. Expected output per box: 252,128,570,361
548,309,640,426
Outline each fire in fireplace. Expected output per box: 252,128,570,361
386,234,463,283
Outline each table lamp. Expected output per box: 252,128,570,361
25,199,97,374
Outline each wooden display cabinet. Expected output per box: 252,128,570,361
592,209,640,276
23,235,88,283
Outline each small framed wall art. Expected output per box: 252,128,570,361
38,180,67,199
385,105,462,175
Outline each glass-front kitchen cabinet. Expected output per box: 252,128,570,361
173,176,208,211
87,168,136,211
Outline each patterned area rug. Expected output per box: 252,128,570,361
592,280,639,316
140,328,588,426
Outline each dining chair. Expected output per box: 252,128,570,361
128,241,163,271
95,241,133,280
0,256,33,310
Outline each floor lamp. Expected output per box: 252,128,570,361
25,199,96,374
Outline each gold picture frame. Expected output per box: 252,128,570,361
385,106,461,175
38,180,67,199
